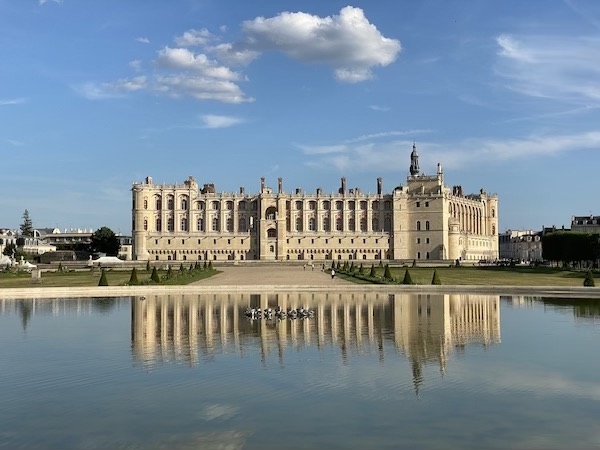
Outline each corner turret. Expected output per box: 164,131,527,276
410,141,420,176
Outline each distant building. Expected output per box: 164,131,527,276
131,144,499,263
0,229,18,256
498,230,542,262
571,215,600,234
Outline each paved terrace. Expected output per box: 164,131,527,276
1,264,600,299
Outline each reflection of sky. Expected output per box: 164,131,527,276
1,296,599,449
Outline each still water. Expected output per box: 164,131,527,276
1,293,599,450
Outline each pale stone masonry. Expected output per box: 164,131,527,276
131,144,499,263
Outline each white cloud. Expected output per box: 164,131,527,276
200,114,244,129
39,0,62,5
155,74,253,104
369,105,390,112
344,129,432,144
155,47,241,81
296,144,347,155
301,131,600,174
0,98,26,106
174,28,213,47
6,139,25,147
136,37,150,44
129,59,142,72
74,76,147,100
210,43,259,66
237,6,401,82
495,33,600,103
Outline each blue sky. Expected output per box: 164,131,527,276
2,0,600,235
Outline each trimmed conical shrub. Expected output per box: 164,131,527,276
584,270,595,287
203,261,208,270
383,264,393,281
412,259,417,268
166,266,173,279
208,260,213,270
378,260,384,268
151,266,160,283
358,263,364,275
369,264,376,278
146,260,151,271
128,267,139,285
98,269,108,286
402,269,413,285
431,270,441,285
343,261,348,271
179,263,185,273
349,261,355,273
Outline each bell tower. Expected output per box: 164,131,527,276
409,141,420,176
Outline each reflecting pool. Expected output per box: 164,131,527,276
1,293,599,449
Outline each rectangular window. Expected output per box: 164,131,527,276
363,239,366,244
351,239,354,244
298,239,301,244
198,239,201,244
416,202,420,207
228,239,231,245
213,239,217,245
311,239,314,244
168,239,171,245
417,238,421,244
339,239,342,244
425,202,429,207
426,238,430,244
325,239,328,244
181,239,184,245
155,239,158,245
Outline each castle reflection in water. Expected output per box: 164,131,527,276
131,292,501,385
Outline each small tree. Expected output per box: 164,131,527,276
383,264,393,281
584,270,595,287
369,264,376,278
179,263,185,273
20,209,34,237
208,260,213,270
128,267,139,285
349,261,355,273
358,263,364,275
98,269,108,286
343,261,348,271
203,261,208,270
431,270,441,285
166,266,173,279
146,260,151,271
2,243,16,257
90,227,120,256
412,259,417,268
402,269,413,285
151,266,160,283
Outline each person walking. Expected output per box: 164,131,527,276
331,268,335,279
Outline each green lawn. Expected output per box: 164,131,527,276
0,268,218,288
341,266,592,286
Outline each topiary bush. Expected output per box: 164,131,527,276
402,269,413,285
383,264,393,281
584,270,595,287
151,266,160,283
128,267,139,285
98,269,108,286
431,270,441,285
369,264,376,278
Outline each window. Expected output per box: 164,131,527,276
266,207,276,220
417,238,421,244
361,218,367,232
167,216,174,232
336,217,343,231
167,197,174,210
416,221,421,231
322,201,330,210
197,217,204,231
295,201,303,210
309,201,316,210
426,238,430,244
181,239,184,244
155,197,162,210
309,217,316,231
425,202,429,207
143,199,148,209
181,198,188,210
198,239,201,244
155,239,158,245
322,217,330,232
492,208,496,218
426,252,430,259
212,217,219,231
181,217,188,231
226,217,233,232
338,239,342,244
349,201,355,210
349,218,355,231
143,219,148,231
384,217,391,232
372,218,379,231
228,239,231,245
295,217,302,231
239,217,247,232
425,221,430,231
416,202,420,208
336,201,343,210
226,201,233,210
417,252,421,259
212,201,219,210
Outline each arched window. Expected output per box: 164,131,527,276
212,201,219,210
181,197,188,210
226,217,233,232
181,217,188,231
349,201,355,210
226,201,233,210
322,201,330,210
360,201,367,210
167,196,174,210
361,217,367,232
295,201,303,210
492,208,496,218
372,201,380,211
156,217,162,231
197,217,204,232
155,196,162,210
143,219,148,231
492,224,496,235
212,217,219,231
336,201,343,210
309,217,316,231
167,216,174,231
425,221,430,231
384,201,392,210
239,217,247,232
372,217,379,231
197,201,205,210
416,221,421,231
143,199,148,209
267,228,277,238
266,207,277,220
239,201,246,211
384,217,391,232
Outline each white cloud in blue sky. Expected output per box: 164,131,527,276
1,0,600,232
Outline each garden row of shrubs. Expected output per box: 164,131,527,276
331,260,441,285
98,261,215,286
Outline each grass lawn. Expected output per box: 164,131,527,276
0,268,219,288
342,266,592,286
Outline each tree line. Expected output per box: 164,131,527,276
542,231,600,268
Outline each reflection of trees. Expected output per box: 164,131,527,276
92,297,118,314
541,298,600,319
18,300,32,331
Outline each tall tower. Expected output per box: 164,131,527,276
409,141,420,176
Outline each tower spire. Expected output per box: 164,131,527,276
409,141,420,176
